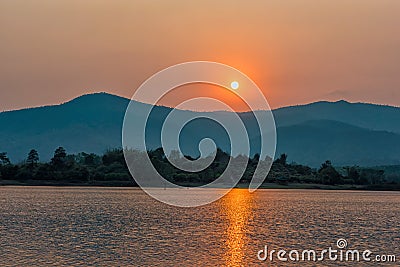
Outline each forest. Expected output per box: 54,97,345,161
0,147,399,190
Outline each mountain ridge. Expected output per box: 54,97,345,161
3,92,400,115
1,92,400,167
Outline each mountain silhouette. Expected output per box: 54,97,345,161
1,92,399,167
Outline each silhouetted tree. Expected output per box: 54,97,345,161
275,154,288,166
318,160,343,185
27,149,39,168
51,147,67,168
344,166,362,184
0,147,396,188
0,152,10,165
253,153,260,161
361,169,385,185
102,149,125,166
83,153,98,166
215,148,229,163
319,160,332,171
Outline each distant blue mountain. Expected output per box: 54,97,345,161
276,120,400,166
273,100,400,133
1,92,400,167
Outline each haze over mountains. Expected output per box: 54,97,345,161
1,93,399,167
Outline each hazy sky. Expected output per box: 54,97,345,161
1,0,399,111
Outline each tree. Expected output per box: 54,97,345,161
275,154,288,166
361,169,385,185
27,149,39,167
215,148,229,163
0,152,10,166
251,153,260,167
319,160,332,171
102,149,125,166
318,160,343,185
51,147,67,168
169,150,181,161
344,166,361,184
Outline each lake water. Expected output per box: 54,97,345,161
0,187,399,266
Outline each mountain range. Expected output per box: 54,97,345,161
1,92,399,167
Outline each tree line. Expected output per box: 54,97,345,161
0,147,395,187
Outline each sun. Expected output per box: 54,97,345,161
230,81,239,90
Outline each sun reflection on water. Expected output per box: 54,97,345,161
220,189,254,267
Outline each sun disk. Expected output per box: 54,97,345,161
230,81,239,90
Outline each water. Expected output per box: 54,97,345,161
0,187,399,266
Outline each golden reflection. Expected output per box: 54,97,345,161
221,189,253,267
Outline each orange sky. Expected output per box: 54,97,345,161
1,0,400,111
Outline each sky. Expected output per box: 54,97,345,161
1,0,400,111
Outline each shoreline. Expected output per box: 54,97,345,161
1,180,399,191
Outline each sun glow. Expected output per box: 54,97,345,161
230,81,239,90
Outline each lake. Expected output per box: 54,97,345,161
0,187,399,266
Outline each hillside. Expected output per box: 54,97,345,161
1,92,400,167
273,100,400,133
276,120,400,166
